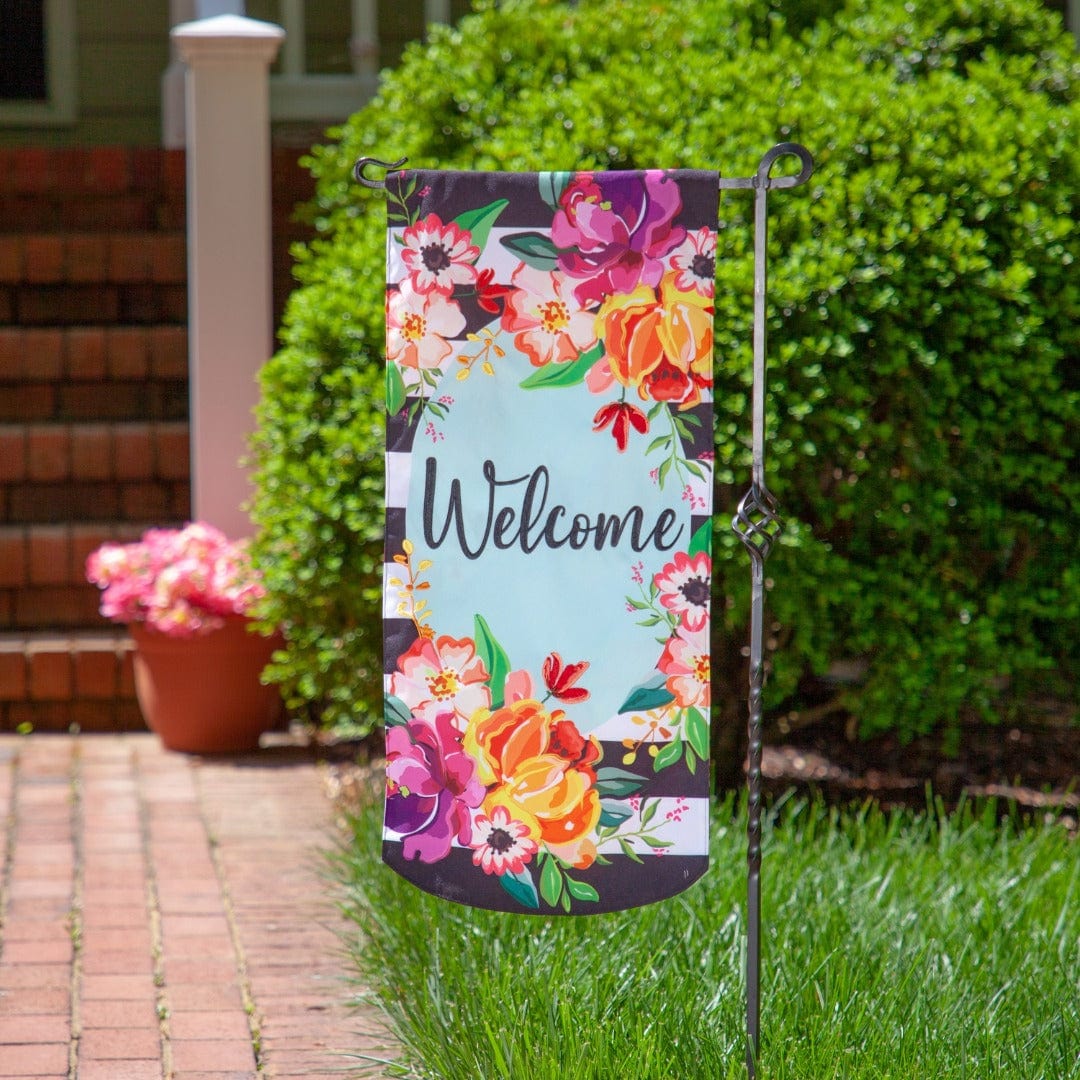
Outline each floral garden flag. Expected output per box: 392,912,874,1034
382,169,717,914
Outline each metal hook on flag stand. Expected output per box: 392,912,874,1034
356,142,813,1079
354,156,409,187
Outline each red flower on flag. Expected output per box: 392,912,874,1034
542,652,591,704
475,267,512,314
592,400,649,452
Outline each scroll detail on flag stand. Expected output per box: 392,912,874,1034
380,169,718,915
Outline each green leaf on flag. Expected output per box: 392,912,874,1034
619,673,676,714
688,518,712,558
538,171,573,211
501,231,561,270
498,868,539,909
519,341,604,390
452,198,509,252
385,361,407,416
474,614,511,709
657,456,673,489
653,737,684,772
565,877,599,903
594,767,647,799
598,800,634,828
642,835,675,849
686,707,709,760
540,856,563,907
384,693,412,728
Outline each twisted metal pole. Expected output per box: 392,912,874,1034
726,142,814,1079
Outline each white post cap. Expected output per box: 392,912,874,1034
172,14,285,65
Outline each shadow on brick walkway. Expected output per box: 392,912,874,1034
0,732,397,1079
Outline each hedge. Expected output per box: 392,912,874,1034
250,0,1079,758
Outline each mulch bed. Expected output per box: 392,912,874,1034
761,716,1079,831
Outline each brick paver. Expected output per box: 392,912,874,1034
0,733,395,1078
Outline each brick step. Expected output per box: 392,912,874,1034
0,520,192,631
0,325,188,381
0,380,187,423
0,232,186,286
0,325,188,423
0,281,187,327
0,522,121,591
0,193,184,233
0,147,185,233
1,582,105,631
0,630,143,734
0,419,190,527
0,476,190,527
0,421,190,487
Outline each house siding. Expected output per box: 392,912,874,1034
0,0,471,150
0,0,169,147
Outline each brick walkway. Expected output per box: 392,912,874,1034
0,732,394,1079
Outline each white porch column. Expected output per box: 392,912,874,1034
161,1,196,148
424,0,452,28
351,0,378,80
172,14,285,540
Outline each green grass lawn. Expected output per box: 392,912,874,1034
332,790,1079,1080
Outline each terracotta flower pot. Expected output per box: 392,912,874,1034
130,615,284,754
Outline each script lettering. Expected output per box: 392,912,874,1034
422,457,684,560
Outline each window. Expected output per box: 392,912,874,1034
0,0,47,100
0,0,76,125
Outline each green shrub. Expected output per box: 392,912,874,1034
251,0,1079,748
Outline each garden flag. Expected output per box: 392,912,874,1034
382,168,717,914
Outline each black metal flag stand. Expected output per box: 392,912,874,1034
725,143,814,1078
356,142,815,1079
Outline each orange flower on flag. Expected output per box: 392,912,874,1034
589,276,713,408
464,699,602,869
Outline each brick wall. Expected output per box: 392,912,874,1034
0,145,314,732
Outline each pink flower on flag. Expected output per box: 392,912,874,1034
659,624,711,709
552,171,685,306
503,669,535,704
470,804,539,876
385,713,486,864
386,280,466,372
501,264,598,367
400,214,479,295
653,551,711,631
390,634,491,728
668,227,716,298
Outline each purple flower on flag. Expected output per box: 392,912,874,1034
551,171,686,305
385,712,486,863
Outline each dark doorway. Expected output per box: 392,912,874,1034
1,0,47,100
